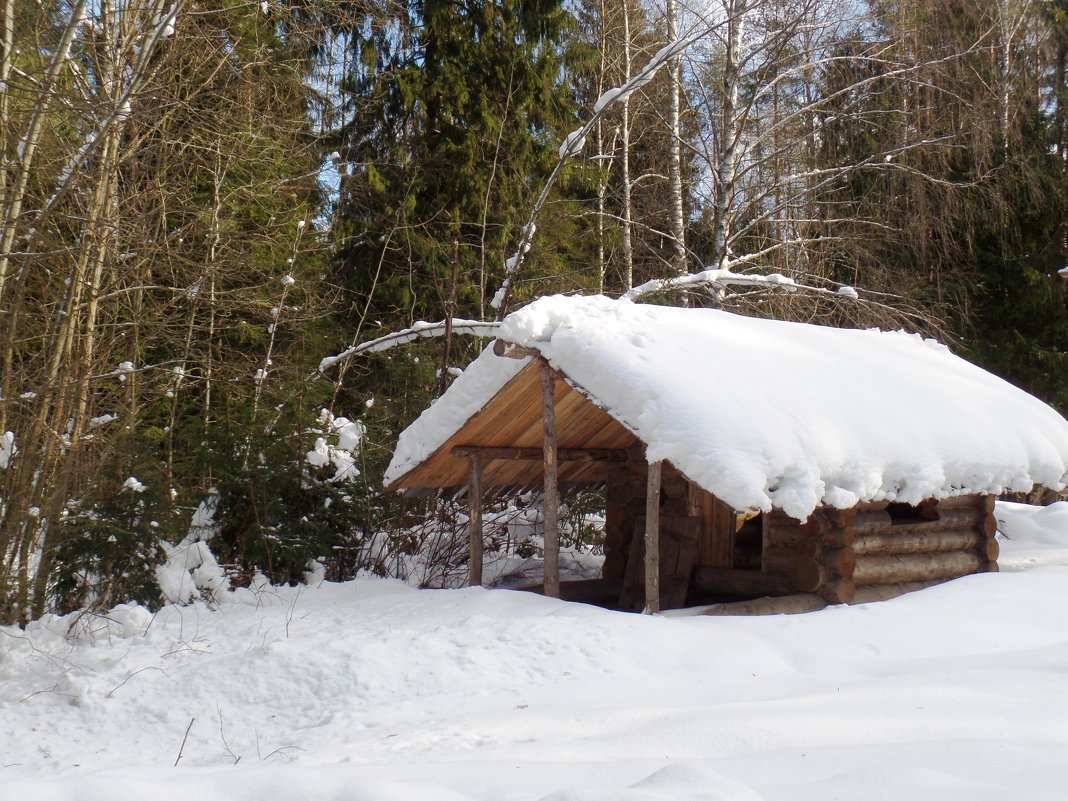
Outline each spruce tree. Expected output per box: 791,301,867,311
334,0,580,326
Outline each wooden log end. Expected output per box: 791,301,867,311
818,577,856,605
823,546,857,578
492,339,539,359
980,513,997,538
853,509,892,529
792,558,826,593
825,507,858,529
800,513,826,538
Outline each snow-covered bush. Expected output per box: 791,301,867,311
156,491,229,605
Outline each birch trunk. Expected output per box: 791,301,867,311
709,0,747,270
620,0,634,290
666,0,686,278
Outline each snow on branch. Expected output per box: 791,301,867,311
621,267,858,303
317,320,500,373
491,21,720,317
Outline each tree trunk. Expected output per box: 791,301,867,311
666,0,686,278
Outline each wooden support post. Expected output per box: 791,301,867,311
645,459,662,613
540,363,560,599
467,455,483,587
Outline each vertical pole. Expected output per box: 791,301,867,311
540,362,560,598
645,459,662,613
467,454,483,587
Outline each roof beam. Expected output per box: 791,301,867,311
451,446,629,462
492,339,540,360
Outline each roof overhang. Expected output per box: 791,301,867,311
387,358,640,493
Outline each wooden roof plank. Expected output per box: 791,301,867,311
392,357,641,492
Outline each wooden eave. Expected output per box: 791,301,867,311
388,358,640,492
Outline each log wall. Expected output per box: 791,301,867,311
693,494,997,609
608,475,998,611
848,495,998,599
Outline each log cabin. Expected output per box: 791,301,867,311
385,295,1068,613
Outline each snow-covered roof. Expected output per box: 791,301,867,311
385,295,1068,520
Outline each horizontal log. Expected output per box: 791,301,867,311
691,566,796,597
767,510,799,526
820,527,855,548
492,339,540,360
850,580,940,604
761,551,801,576
853,509,892,529
853,529,988,557
701,593,828,616
853,552,984,586
882,518,984,539
853,507,983,537
937,494,991,512
767,520,853,547
764,526,806,547
764,537,818,558
451,446,629,462
856,499,891,512
854,494,987,513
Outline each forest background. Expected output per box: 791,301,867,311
1,0,1066,624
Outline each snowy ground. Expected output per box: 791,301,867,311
2,502,1067,801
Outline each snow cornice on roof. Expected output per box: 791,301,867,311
385,295,1068,521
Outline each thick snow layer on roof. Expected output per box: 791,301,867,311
386,295,1068,519
385,345,529,484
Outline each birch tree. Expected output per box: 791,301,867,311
0,0,327,621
